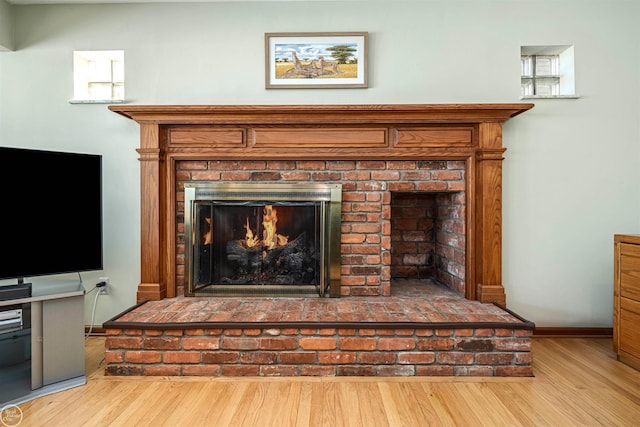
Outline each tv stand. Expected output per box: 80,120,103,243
0,281,31,301
0,279,85,406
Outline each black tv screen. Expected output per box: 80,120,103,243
0,146,103,281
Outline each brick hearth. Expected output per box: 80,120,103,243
103,279,534,376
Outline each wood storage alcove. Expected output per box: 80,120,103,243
109,103,533,305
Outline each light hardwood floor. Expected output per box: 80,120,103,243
13,337,640,426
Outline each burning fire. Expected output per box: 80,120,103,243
243,217,260,247
203,217,212,245
244,205,288,249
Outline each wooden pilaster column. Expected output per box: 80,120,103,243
475,122,507,306
135,123,166,302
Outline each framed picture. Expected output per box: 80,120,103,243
265,32,368,89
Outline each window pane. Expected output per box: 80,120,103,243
112,60,125,83
534,77,560,96
88,83,113,100
88,59,113,82
113,83,125,100
521,56,533,77
521,79,533,97
520,46,575,97
535,55,559,76
73,50,125,101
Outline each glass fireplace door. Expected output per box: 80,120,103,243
184,183,341,297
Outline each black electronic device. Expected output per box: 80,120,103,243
0,146,103,284
0,282,32,302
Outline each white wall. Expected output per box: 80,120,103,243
0,0,13,51
1,0,638,327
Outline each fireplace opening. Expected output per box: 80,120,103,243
196,202,319,286
184,183,342,297
391,191,465,295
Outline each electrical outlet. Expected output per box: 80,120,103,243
98,277,109,295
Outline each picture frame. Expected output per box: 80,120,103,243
265,32,368,89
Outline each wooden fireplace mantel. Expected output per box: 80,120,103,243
109,103,533,304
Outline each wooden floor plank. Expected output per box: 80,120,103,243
185,382,236,426
12,337,640,426
452,383,519,426
338,382,368,427
212,382,252,426
294,382,313,427
377,382,415,426
421,383,483,426
485,382,573,426
357,383,390,427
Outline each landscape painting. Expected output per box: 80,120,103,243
265,32,368,89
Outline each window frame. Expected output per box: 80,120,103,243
520,45,579,99
70,50,125,104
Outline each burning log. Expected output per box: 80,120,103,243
226,240,263,270
263,232,308,267
224,232,317,285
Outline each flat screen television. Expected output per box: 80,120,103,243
0,146,103,283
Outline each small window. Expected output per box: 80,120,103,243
520,45,577,99
71,50,124,103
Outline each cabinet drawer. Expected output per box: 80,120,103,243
620,243,640,301
620,297,640,358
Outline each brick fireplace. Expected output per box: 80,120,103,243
108,103,532,305
176,160,466,299
104,104,535,377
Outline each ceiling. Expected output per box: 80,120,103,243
7,0,345,4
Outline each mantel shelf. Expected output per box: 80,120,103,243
108,103,534,125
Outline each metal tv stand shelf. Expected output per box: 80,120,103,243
0,279,85,406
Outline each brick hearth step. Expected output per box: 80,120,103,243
103,280,534,377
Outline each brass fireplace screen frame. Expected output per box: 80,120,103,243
184,182,343,297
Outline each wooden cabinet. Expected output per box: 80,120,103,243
614,234,640,370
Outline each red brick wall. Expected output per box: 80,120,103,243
434,192,466,294
104,326,533,377
391,193,436,279
176,160,466,297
